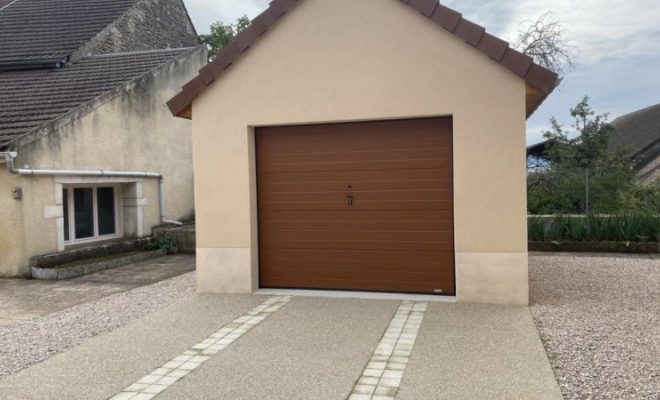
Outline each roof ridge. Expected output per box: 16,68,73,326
166,0,559,118
613,102,660,124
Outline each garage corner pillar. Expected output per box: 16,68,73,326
193,124,260,295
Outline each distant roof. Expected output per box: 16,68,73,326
0,0,140,67
0,48,194,148
167,0,558,119
609,102,660,158
527,140,549,158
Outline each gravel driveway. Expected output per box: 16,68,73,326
0,272,195,379
530,253,660,400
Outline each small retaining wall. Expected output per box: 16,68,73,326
31,249,166,280
529,241,660,253
30,238,153,270
153,224,195,254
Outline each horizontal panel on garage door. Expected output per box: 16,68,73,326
256,117,455,295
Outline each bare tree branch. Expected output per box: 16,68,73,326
513,11,578,78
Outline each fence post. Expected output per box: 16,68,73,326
585,168,590,214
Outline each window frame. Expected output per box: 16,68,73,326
63,184,123,246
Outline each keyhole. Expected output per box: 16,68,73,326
346,184,354,206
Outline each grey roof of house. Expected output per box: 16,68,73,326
0,0,140,66
0,0,16,10
609,102,660,158
0,48,193,148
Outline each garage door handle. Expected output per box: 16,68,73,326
346,193,354,206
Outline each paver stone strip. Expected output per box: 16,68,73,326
109,295,292,400
349,300,427,400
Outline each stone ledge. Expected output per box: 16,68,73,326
30,238,153,270
31,250,167,280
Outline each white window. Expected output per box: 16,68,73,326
62,185,122,245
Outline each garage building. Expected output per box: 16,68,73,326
167,0,557,305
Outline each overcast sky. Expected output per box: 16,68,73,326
183,0,660,145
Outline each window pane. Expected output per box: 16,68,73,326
63,188,69,241
73,188,94,239
97,187,116,236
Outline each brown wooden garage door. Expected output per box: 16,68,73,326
256,118,455,295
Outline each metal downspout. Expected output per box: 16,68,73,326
1,152,182,226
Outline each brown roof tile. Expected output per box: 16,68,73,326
235,26,259,52
453,19,485,47
167,0,559,118
406,0,438,17
525,64,559,93
429,4,462,32
252,8,277,36
500,48,534,77
476,33,509,61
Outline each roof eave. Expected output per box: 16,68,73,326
526,80,558,119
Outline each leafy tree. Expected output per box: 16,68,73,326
513,11,577,79
197,16,251,61
542,96,630,169
527,98,648,215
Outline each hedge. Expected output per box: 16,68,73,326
528,213,660,243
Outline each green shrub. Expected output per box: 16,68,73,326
585,213,609,241
148,234,178,252
528,213,659,243
548,215,568,242
610,214,644,242
528,216,545,241
527,168,659,215
566,216,588,241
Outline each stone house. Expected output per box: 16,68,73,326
0,0,206,276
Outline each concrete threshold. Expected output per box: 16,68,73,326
256,288,456,303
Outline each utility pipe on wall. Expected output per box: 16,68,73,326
0,151,182,226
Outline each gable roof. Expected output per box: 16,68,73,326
0,0,140,68
0,48,195,149
609,102,660,159
167,0,559,119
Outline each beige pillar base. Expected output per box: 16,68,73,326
455,252,529,305
196,247,258,294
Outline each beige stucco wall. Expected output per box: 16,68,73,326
0,47,206,277
192,0,529,304
0,168,26,276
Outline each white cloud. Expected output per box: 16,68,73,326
184,0,269,34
